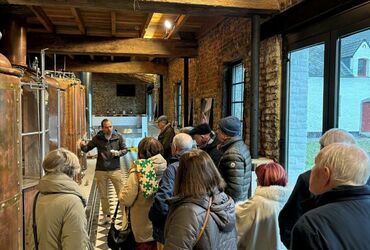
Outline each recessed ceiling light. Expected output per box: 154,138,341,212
164,20,172,29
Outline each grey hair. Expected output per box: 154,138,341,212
173,133,194,151
319,128,356,148
42,148,81,177
316,143,370,186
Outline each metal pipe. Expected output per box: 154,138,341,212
57,89,61,148
184,57,189,127
251,15,260,159
40,49,48,169
21,130,49,137
81,72,92,139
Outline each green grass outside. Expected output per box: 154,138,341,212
304,137,370,170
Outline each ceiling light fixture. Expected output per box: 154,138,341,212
164,20,172,29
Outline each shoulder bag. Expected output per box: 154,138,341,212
107,201,135,250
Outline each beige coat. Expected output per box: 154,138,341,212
27,173,92,250
120,153,167,243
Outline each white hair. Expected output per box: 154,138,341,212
173,133,194,151
319,128,356,148
316,143,370,186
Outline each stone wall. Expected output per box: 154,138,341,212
91,73,150,115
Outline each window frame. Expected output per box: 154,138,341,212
281,3,370,167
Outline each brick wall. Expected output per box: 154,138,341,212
259,36,283,161
165,18,284,161
91,73,151,115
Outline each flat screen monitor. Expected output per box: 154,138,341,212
117,84,135,96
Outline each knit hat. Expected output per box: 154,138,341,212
189,123,212,136
156,115,168,123
218,116,241,137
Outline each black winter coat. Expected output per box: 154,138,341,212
80,130,127,171
164,191,237,250
218,136,252,202
158,124,175,162
291,185,370,250
199,132,222,166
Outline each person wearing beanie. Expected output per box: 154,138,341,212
216,116,252,202
189,123,222,166
156,115,175,163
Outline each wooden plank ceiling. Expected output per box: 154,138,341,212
2,0,280,74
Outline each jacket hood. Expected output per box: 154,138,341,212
254,185,291,202
149,154,167,169
37,173,87,206
170,191,236,232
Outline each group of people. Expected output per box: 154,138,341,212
28,115,370,250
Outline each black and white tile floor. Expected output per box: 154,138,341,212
90,150,138,250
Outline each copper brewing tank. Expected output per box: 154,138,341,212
53,77,87,182
0,53,23,249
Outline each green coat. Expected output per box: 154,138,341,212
27,173,92,250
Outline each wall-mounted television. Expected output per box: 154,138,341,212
117,84,136,96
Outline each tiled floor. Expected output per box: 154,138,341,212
85,149,139,250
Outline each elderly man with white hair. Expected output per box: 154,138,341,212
279,128,360,248
290,143,370,249
149,133,194,247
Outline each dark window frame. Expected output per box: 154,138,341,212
280,3,370,167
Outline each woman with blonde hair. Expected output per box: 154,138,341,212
236,162,289,250
164,149,237,249
120,137,167,250
28,148,92,250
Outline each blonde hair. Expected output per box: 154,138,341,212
316,143,370,186
42,148,81,177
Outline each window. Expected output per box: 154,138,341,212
226,62,244,135
285,44,325,185
176,82,182,127
358,58,368,77
338,29,370,153
282,4,370,187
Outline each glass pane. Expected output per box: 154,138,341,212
232,102,243,120
232,83,243,102
338,29,370,154
233,63,244,83
286,43,324,186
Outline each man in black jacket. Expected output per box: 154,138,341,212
189,123,222,166
278,128,358,248
216,116,252,202
291,143,370,249
80,119,128,224
156,115,175,163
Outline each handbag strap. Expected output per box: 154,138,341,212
111,201,130,223
195,196,213,244
32,192,40,250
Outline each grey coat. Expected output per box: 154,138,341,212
218,136,252,202
164,191,237,250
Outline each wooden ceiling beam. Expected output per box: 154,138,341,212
66,61,168,75
27,34,198,57
111,11,116,36
10,0,279,16
141,13,153,38
29,6,55,33
70,8,86,35
165,15,188,39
